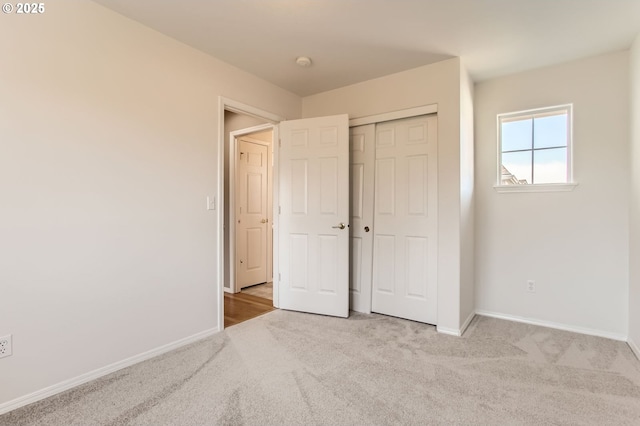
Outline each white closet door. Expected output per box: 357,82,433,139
349,125,375,313
372,115,438,324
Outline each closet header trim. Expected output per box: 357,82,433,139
349,104,438,127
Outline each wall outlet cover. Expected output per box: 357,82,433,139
526,280,536,293
0,335,12,358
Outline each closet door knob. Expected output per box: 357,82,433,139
364,226,370,232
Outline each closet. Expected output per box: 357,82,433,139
349,114,438,324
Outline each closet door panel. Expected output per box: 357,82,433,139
371,115,438,325
349,124,375,313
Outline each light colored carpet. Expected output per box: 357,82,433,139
240,282,272,300
2,312,640,425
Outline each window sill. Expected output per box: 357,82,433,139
493,183,578,193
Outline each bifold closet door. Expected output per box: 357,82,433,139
371,115,438,324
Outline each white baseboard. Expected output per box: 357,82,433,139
459,311,476,336
0,327,220,416
436,311,476,337
475,310,627,342
436,326,460,336
629,338,640,361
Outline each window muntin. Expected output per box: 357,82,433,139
498,105,572,186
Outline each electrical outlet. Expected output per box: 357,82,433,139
526,280,536,293
0,335,12,359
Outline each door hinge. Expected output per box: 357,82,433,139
279,138,282,148
279,273,281,281
278,206,281,214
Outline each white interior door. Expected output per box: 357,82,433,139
372,115,438,324
236,139,269,289
278,114,349,317
349,124,375,313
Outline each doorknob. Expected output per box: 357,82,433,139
332,223,346,230
364,226,370,232
261,219,267,223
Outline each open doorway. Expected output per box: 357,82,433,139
233,130,273,295
223,110,277,327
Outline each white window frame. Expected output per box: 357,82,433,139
494,104,578,193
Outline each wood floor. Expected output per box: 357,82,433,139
224,292,275,327
241,281,273,299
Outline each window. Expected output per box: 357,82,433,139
497,105,575,191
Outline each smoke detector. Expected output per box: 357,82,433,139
296,56,312,67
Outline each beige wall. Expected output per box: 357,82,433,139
0,0,300,407
474,51,630,339
630,34,640,355
303,58,470,334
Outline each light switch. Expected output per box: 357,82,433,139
207,196,216,211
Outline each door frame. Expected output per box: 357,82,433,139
218,97,285,330
229,129,273,294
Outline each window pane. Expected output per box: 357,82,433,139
501,118,532,152
534,113,567,149
533,148,567,184
501,151,532,185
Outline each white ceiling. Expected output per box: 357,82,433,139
92,0,640,97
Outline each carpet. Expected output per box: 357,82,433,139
2,311,640,425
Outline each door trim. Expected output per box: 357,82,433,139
218,97,285,331
230,132,273,293
348,104,438,127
